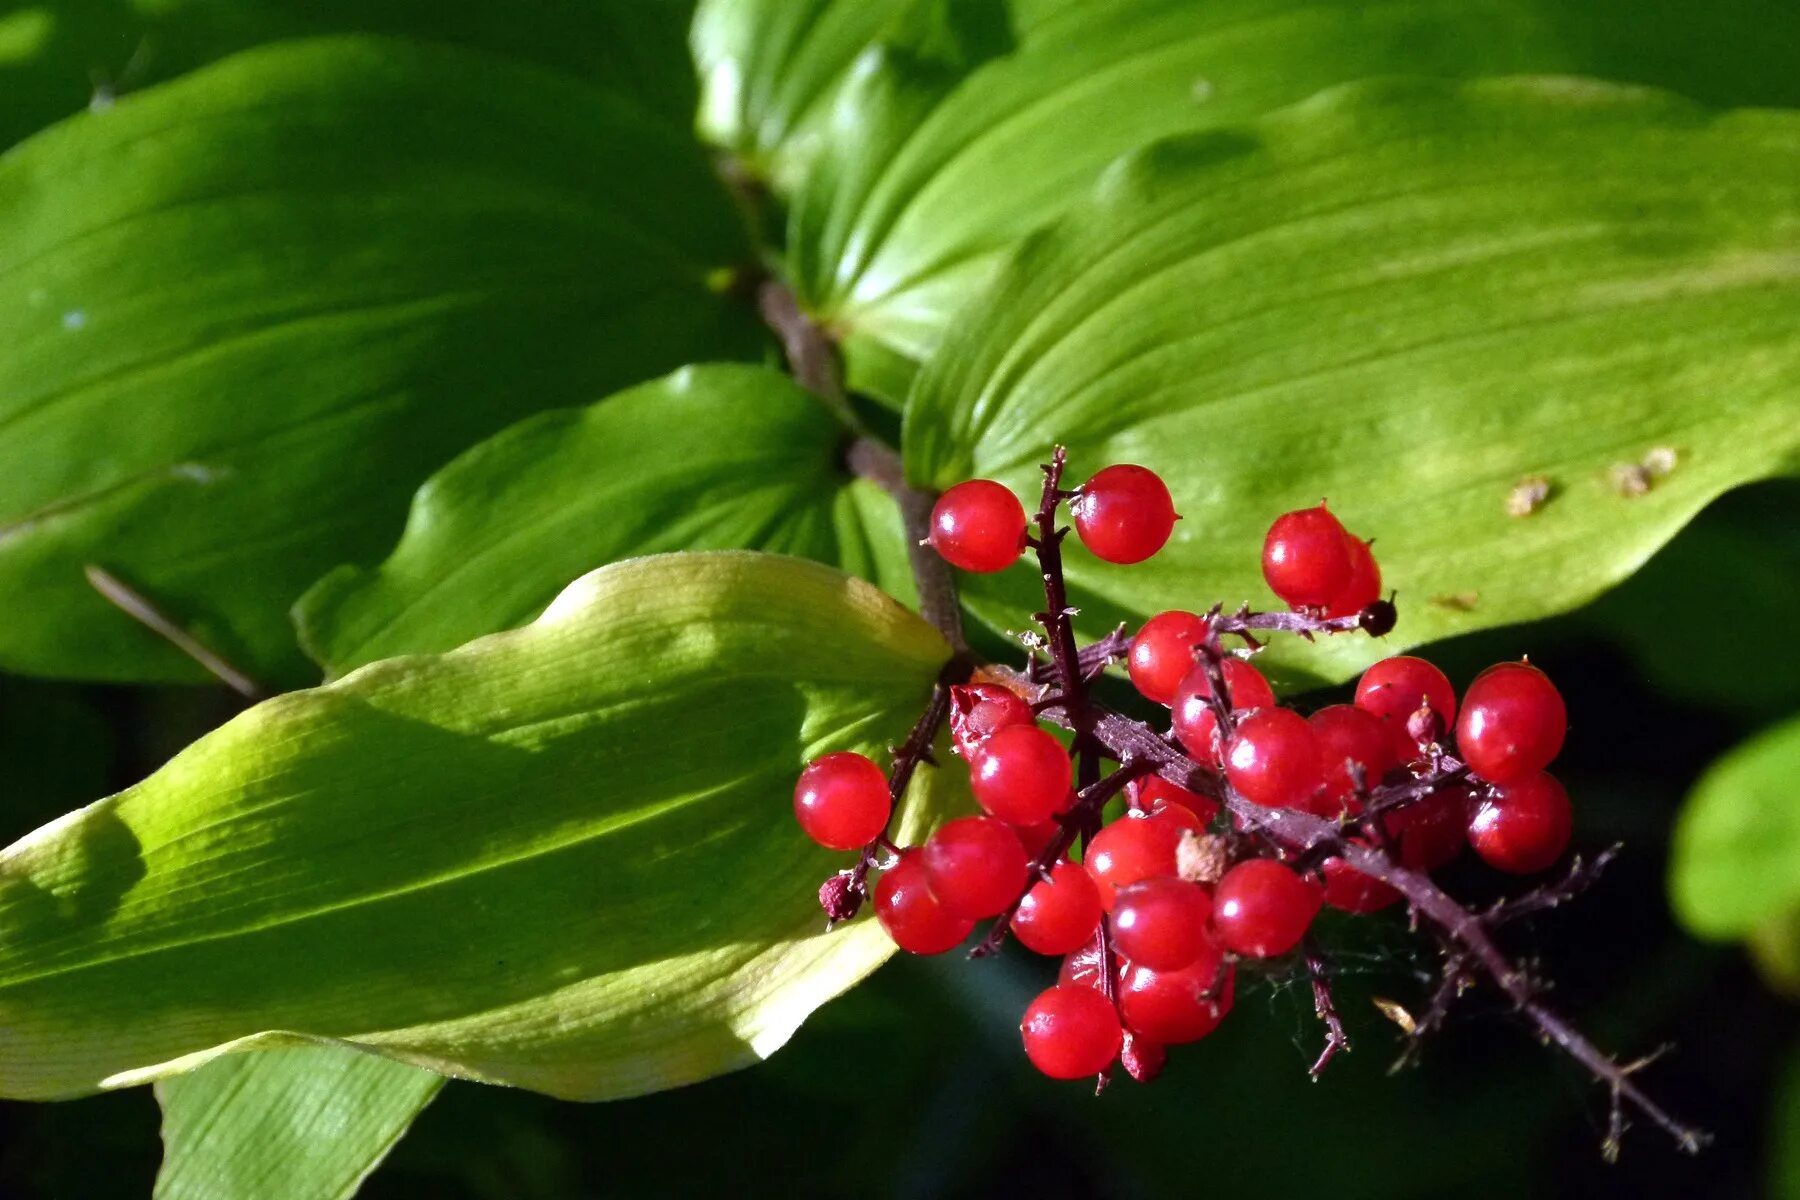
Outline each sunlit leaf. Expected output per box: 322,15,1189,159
0,36,759,685
0,552,955,1100
902,79,1800,687
1671,714,1800,939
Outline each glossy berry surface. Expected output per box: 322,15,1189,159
1128,610,1209,705
1083,808,1202,909
1308,704,1395,815
1468,772,1573,873
1133,775,1221,825
1385,785,1471,872
1321,853,1401,913
793,751,890,851
1457,662,1567,784
1071,464,1177,564
1355,655,1458,761
947,682,1034,758
1112,878,1215,970
1225,708,1324,809
1119,954,1235,1045
1013,861,1104,956
1262,504,1353,608
921,816,1029,919
970,725,1073,825
1171,658,1276,764
874,850,973,954
1212,859,1322,958
1120,1032,1167,1083
1324,533,1382,618
928,479,1027,573
1021,984,1123,1079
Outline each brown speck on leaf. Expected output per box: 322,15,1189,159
1643,446,1680,477
1506,474,1553,517
1610,462,1653,497
1177,830,1229,884
1429,591,1479,612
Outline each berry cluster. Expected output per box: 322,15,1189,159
791,449,1693,1150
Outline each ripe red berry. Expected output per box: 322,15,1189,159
1071,464,1177,564
1468,773,1573,873
1308,704,1396,816
970,725,1073,825
1083,808,1202,910
1355,655,1458,762
1212,859,1322,958
1320,852,1401,913
1383,785,1472,872
1013,861,1104,956
1262,504,1353,608
1120,1032,1167,1083
1171,658,1276,765
1011,817,1063,861
1118,953,1235,1045
1133,775,1221,825
874,850,973,954
1128,610,1209,706
1058,931,1114,992
1021,984,1123,1079
1456,662,1567,784
1325,533,1382,618
1112,878,1215,970
928,479,1027,573
920,816,1029,919
793,751,890,851
1225,708,1324,810
947,682,1034,758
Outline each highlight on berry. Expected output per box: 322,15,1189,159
795,448,1705,1157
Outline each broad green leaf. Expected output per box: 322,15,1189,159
1670,714,1800,940
765,0,1800,401
903,79,1800,686
154,1046,443,1200
296,364,912,677
0,36,760,686
0,552,955,1100
2,0,698,150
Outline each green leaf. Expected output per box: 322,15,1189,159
154,1046,443,1200
767,0,1800,401
1670,714,1800,940
1,0,699,150
0,551,955,1100
902,79,1800,685
0,36,760,686
296,364,911,677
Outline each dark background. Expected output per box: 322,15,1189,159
2,479,1795,1199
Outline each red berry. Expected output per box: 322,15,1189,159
1084,809,1201,910
928,479,1027,573
1071,464,1177,564
1308,704,1396,816
1262,504,1353,608
1011,817,1063,861
947,682,1034,758
1120,1032,1167,1083
1013,861,1104,956
920,816,1029,919
1383,785,1472,872
1355,655,1457,762
874,850,973,954
1020,984,1123,1079
1325,533,1382,618
1320,853,1401,913
1119,953,1235,1045
1128,610,1209,706
1468,772,1573,873
1058,931,1115,992
970,725,1073,825
793,751,890,851
1212,859,1322,958
1225,708,1324,810
1133,775,1221,825
1112,878,1215,970
1171,658,1276,765
1456,662,1567,784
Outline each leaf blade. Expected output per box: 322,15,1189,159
1670,714,1800,940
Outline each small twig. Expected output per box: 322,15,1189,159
1487,845,1621,925
1028,624,1132,688
84,564,262,698
756,280,849,417
845,438,969,653
1305,937,1352,1078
